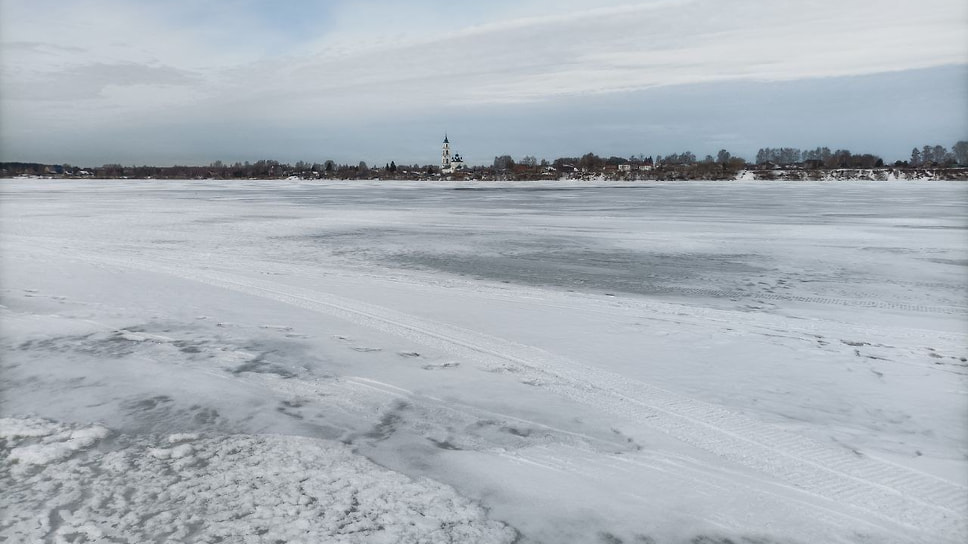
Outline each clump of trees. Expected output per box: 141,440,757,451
656,151,697,165
492,155,515,171
909,142,967,167
753,147,883,168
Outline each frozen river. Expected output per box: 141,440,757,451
2,179,966,543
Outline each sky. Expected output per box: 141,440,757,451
1,0,966,166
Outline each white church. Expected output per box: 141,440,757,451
441,134,465,174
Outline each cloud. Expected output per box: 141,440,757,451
1,0,966,163
4,62,200,101
2,41,87,54
229,0,968,116
4,65,963,167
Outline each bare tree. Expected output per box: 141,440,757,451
578,153,603,170
910,148,922,166
953,141,968,166
493,155,515,171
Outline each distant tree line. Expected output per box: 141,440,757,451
3,141,965,181
749,141,967,169
753,147,884,168
0,159,435,180
909,142,967,167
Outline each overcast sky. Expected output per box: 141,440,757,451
2,0,966,166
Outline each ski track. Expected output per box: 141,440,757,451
500,446,910,544
24,245,967,543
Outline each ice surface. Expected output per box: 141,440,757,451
1,179,966,543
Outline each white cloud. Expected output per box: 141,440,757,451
1,0,966,162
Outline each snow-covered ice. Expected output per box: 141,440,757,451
1,179,966,543
1,418,514,543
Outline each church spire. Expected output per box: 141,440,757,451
442,133,452,171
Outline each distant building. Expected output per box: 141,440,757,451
441,134,451,171
441,134,464,174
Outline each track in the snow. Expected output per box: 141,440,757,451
40,247,965,544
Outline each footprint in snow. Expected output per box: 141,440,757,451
352,347,382,353
260,324,294,332
421,362,460,370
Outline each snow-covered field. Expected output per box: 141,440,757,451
1,179,966,544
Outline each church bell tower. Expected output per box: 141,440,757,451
441,134,451,171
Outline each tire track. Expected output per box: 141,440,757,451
500,446,922,544
644,284,966,315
